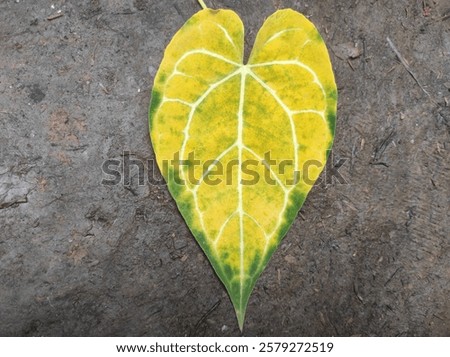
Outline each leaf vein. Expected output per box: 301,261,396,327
247,69,299,173
193,143,238,191
242,145,289,193
292,109,326,125
249,60,327,101
237,70,247,312
264,28,303,45
169,50,240,81
243,212,270,241
179,69,241,244
216,23,238,50
213,210,239,245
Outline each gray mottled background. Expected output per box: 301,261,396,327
0,0,449,336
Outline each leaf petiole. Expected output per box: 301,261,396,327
198,0,208,10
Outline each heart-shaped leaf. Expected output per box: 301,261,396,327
149,8,337,330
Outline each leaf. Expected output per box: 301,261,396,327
149,8,337,330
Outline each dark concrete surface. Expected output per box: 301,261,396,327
0,0,449,336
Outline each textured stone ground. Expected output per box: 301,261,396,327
0,0,449,336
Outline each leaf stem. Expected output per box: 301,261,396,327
198,0,208,9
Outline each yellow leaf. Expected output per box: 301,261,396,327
149,8,337,330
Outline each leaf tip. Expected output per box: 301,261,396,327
236,309,245,332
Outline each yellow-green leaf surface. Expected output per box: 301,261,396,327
149,8,337,330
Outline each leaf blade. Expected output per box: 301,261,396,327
149,8,337,330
